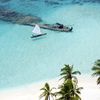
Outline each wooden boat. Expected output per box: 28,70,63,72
31,33,47,38
33,23,73,32
31,24,47,38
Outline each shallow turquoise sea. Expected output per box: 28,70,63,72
0,1,100,89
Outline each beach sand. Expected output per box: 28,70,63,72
0,75,100,100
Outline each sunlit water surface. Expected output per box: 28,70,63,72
0,2,100,89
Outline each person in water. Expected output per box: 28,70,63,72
56,23,64,29
58,24,64,29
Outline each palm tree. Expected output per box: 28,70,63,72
56,79,82,100
60,64,81,82
56,79,73,100
71,80,83,100
92,59,100,85
40,82,56,100
56,64,82,100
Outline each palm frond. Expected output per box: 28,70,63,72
60,72,68,76
72,76,78,83
72,71,81,75
59,75,67,81
39,92,46,99
92,70,100,76
45,83,50,90
76,87,83,94
40,88,47,91
94,59,100,66
73,93,81,100
92,66,100,71
97,77,100,85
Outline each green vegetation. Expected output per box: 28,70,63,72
40,83,56,100
60,64,81,82
92,59,100,85
40,60,100,100
56,64,82,100
40,64,82,100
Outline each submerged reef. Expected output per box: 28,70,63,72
0,8,42,25
0,0,100,4
46,0,100,3
0,0,99,25
44,0,100,5
0,0,11,3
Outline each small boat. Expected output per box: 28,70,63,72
31,24,47,38
33,23,73,32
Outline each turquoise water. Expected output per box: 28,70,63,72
0,1,100,89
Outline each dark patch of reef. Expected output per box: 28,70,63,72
45,0,61,5
44,0,100,5
0,0,11,3
0,0,100,5
0,0,99,26
0,8,42,25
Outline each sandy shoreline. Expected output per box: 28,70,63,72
0,75,100,100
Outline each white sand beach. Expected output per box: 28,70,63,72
0,75,100,100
